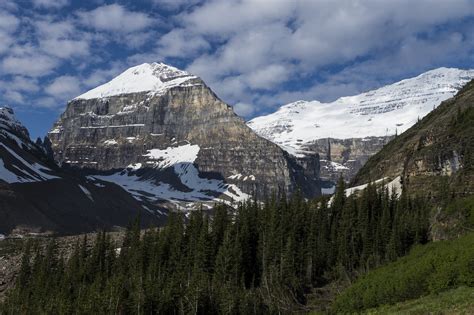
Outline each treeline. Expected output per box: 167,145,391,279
1,180,430,314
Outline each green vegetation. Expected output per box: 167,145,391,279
0,182,430,314
0,238,24,257
444,195,474,228
364,286,474,315
333,232,474,313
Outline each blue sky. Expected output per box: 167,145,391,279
1,0,474,139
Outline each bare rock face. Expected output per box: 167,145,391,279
49,63,320,207
304,136,393,188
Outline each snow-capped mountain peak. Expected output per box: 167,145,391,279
248,67,474,157
75,62,199,100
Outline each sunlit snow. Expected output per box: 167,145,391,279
248,68,474,157
75,62,198,100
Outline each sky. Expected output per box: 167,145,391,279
1,0,474,139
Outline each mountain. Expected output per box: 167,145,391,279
48,62,321,210
0,106,161,236
248,68,474,189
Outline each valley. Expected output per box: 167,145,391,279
1,64,473,313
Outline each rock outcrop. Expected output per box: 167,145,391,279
48,63,320,208
305,136,393,188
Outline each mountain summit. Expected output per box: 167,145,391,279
75,62,198,100
49,62,320,211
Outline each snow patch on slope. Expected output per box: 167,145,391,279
92,143,249,209
329,176,403,205
143,144,199,168
0,143,59,183
248,68,474,157
78,184,94,201
75,62,198,100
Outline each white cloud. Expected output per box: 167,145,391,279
9,76,40,93
1,55,58,77
77,4,155,33
34,19,75,39
40,38,90,58
32,19,92,59
0,11,19,55
34,96,58,108
0,0,18,11
0,11,19,32
156,29,210,58
151,0,202,10
32,0,69,9
181,0,292,37
45,75,81,99
246,64,291,90
4,90,24,103
0,31,15,55
233,102,255,117
172,0,474,113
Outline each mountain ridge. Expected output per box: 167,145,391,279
0,106,162,235
248,67,474,156
248,67,474,187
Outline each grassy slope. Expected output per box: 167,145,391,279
364,286,474,315
332,233,474,313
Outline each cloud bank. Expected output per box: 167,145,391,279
0,0,473,135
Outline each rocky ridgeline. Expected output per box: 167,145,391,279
49,63,320,205
0,107,30,142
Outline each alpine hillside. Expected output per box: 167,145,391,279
353,78,474,198
248,68,474,190
351,78,474,240
48,62,321,210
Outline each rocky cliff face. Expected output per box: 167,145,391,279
49,63,320,208
302,136,393,189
